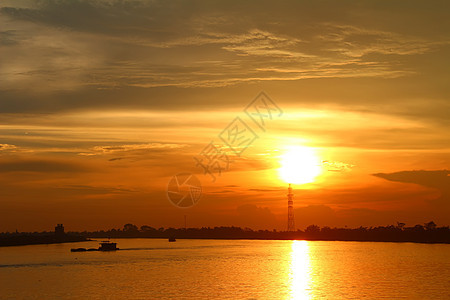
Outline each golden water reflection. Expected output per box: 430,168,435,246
289,240,313,299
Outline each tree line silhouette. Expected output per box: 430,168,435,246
1,221,449,246
0,230,87,247
76,221,449,243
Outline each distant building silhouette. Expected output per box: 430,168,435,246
55,224,65,238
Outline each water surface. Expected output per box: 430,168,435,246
0,239,449,299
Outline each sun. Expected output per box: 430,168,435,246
278,146,322,184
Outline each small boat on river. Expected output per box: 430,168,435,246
71,240,119,252
98,241,119,251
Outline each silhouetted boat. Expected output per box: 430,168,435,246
168,236,176,242
98,241,119,251
71,247,87,252
71,241,119,252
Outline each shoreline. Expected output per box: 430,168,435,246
89,236,450,245
2,236,449,247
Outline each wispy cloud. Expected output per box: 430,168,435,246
1,0,449,92
316,23,443,57
322,160,355,172
79,143,188,156
0,158,89,173
0,144,17,151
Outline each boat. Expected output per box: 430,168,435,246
168,236,176,242
71,247,87,252
98,241,119,251
70,240,119,252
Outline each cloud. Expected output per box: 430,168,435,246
209,189,236,194
373,170,450,221
0,158,89,173
295,205,338,228
85,143,187,155
0,1,449,231
373,170,450,190
248,188,280,192
0,30,20,45
0,0,448,147
56,184,137,194
235,203,278,229
0,144,17,151
220,29,304,58
322,160,354,172
316,23,442,57
1,0,448,94
294,204,410,228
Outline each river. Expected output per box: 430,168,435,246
0,239,449,299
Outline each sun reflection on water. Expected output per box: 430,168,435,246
289,240,313,299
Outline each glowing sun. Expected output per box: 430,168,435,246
278,146,322,184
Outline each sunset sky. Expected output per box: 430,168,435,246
1,0,449,232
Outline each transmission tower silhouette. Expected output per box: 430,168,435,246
287,184,295,231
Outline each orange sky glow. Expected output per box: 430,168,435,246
0,0,449,232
